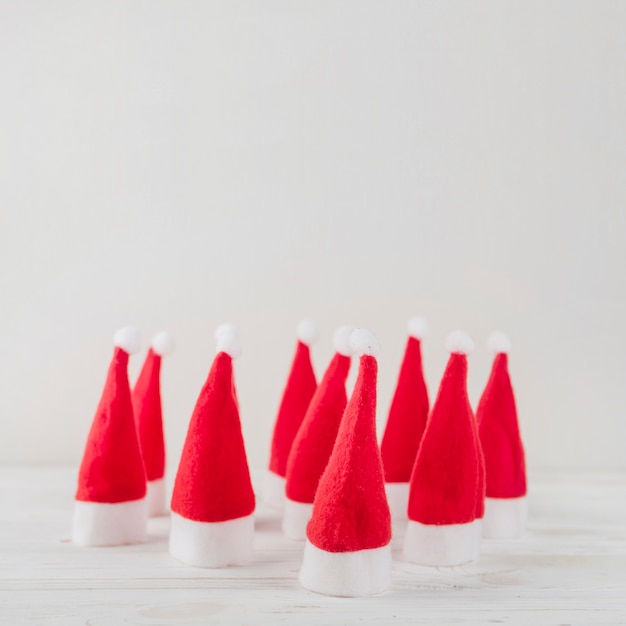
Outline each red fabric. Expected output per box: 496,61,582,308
132,349,165,482
76,347,147,503
269,340,317,478
477,353,527,499
171,352,255,523
306,355,391,552
380,337,429,483
408,353,480,525
472,409,486,518
285,353,351,504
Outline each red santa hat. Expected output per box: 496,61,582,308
380,316,430,524
283,325,354,540
477,331,527,539
266,319,318,510
299,328,392,597
73,327,147,546
403,330,483,566
169,324,255,568
131,331,174,517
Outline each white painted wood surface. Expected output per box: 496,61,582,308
1,468,625,625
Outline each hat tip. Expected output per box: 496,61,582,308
113,326,141,354
407,316,429,339
487,330,511,354
349,327,380,357
152,331,174,356
332,325,354,356
296,319,319,346
445,330,474,355
215,323,242,359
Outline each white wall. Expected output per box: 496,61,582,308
1,1,625,471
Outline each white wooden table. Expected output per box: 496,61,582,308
1,468,625,625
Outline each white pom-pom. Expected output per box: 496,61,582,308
215,323,242,359
349,328,380,357
487,331,512,355
407,316,429,340
333,325,354,357
445,330,474,355
113,326,141,355
296,319,319,346
151,331,174,357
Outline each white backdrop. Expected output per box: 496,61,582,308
1,1,625,472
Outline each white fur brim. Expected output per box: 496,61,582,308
282,499,313,541
264,471,286,511
403,519,482,567
146,478,167,517
72,498,147,547
299,540,392,597
483,496,527,539
169,512,254,568
385,482,409,521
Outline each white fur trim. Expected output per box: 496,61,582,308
296,319,319,346
482,496,527,539
282,499,313,541
151,331,174,357
407,316,429,340
169,512,254,568
264,471,286,511
445,330,474,355
113,327,141,355
487,331,512,355
72,498,147,547
349,328,380,357
332,325,354,357
385,482,409,521
403,519,482,566
215,323,242,359
146,478,167,517
299,540,392,597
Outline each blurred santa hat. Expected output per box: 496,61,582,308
477,331,527,539
283,325,353,540
169,324,255,568
265,319,318,510
299,328,392,597
73,327,147,546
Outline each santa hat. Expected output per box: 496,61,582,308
477,331,527,539
131,331,174,517
380,316,430,524
73,327,147,547
299,328,391,597
403,331,483,567
283,325,353,540
169,324,254,568
266,319,318,510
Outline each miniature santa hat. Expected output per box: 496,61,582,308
266,319,318,510
380,316,430,523
283,325,354,540
477,331,527,539
403,331,483,567
299,328,392,597
131,331,174,517
73,327,147,547
169,324,255,568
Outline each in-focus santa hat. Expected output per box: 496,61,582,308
299,328,392,597
266,319,318,510
132,331,174,517
477,331,527,539
283,325,353,540
169,324,255,568
73,327,147,546
380,316,430,525
403,330,483,567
